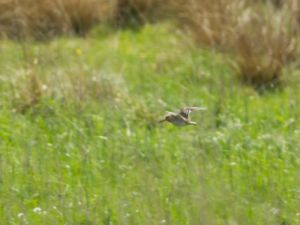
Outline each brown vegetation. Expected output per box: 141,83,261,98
233,7,297,86
114,0,167,27
0,0,113,39
0,0,165,39
176,0,299,87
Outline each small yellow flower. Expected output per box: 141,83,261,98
33,58,39,65
75,48,82,56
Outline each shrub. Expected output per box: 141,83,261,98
176,0,298,87
113,0,168,27
232,7,297,87
175,0,242,48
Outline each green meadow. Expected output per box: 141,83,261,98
0,24,300,225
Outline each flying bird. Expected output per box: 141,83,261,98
159,107,206,126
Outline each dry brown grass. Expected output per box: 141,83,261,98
175,0,243,48
0,0,168,39
233,7,297,87
176,0,299,87
0,0,113,39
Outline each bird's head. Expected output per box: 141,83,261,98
159,112,175,123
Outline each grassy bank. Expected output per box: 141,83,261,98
0,24,300,225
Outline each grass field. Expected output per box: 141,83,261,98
0,23,300,225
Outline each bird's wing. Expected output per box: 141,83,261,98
179,107,206,119
159,111,176,122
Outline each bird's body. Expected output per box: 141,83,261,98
159,107,206,126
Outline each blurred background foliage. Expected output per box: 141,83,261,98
0,0,299,87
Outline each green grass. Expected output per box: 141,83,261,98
0,23,300,225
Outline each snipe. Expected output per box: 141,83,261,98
159,107,206,126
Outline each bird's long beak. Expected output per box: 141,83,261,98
158,119,166,123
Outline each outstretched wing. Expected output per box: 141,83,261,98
179,107,206,119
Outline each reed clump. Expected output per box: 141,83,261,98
175,0,299,87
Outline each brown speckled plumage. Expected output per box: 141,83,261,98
159,107,206,126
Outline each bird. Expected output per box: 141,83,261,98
159,107,206,126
